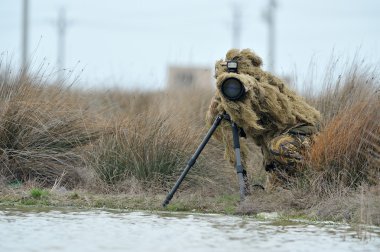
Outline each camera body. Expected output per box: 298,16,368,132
219,60,246,101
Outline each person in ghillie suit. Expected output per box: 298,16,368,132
206,48,321,189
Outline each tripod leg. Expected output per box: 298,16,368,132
162,114,224,207
231,122,247,201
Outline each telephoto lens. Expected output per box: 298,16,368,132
220,77,245,101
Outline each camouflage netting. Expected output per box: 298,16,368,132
206,49,321,185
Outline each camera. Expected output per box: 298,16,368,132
220,60,245,101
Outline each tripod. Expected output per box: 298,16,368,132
162,112,248,207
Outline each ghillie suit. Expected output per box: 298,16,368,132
206,49,321,189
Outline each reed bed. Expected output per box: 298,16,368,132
0,56,378,224
304,59,379,195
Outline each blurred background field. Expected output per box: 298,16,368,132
1,0,379,89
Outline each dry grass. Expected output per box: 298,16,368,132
308,97,379,192
0,67,97,188
84,88,238,194
87,112,198,185
0,55,379,225
300,59,380,196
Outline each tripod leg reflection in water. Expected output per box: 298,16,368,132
162,113,248,207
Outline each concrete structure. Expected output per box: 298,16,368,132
166,66,212,90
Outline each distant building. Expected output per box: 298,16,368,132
166,65,213,90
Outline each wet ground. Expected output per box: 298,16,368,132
1,206,379,252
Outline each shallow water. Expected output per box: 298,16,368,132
0,207,379,252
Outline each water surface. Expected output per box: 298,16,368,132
0,207,379,252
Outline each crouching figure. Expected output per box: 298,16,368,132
206,49,321,189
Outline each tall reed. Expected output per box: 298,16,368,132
302,58,379,194
0,64,96,187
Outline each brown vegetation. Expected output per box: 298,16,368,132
305,60,379,195
0,56,379,225
0,72,96,188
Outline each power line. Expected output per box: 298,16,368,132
46,7,74,81
56,7,67,80
263,0,277,73
232,3,242,49
21,0,29,72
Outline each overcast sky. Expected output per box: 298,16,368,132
1,0,379,89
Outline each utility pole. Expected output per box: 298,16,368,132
21,0,29,72
263,0,277,73
232,3,242,49
56,7,68,81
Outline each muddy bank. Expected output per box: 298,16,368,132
1,184,379,226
